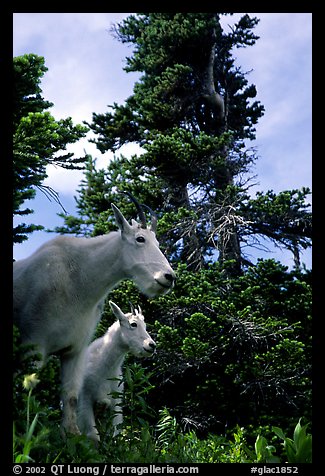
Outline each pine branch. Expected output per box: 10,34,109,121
36,185,68,215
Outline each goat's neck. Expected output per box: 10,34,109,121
101,323,128,373
77,232,127,301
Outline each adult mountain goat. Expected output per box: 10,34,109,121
13,192,175,435
78,301,156,443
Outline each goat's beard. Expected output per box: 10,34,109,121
136,279,172,298
129,266,174,298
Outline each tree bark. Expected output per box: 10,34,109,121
201,33,224,124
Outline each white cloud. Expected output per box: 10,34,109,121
13,13,139,120
226,13,312,193
43,135,144,196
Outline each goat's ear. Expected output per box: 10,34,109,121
109,301,128,325
111,204,132,234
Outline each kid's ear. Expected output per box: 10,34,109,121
109,301,129,326
111,204,132,234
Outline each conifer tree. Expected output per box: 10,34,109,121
87,13,265,273
60,13,311,273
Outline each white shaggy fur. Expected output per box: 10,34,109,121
13,203,174,435
77,301,156,442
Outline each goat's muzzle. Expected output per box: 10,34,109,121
154,271,176,292
144,341,156,355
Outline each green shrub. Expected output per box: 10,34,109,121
272,419,312,463
13,259,312,463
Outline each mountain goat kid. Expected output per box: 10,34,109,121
77,301,156,443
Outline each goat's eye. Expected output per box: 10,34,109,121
130,322,138,328
136,236,145,243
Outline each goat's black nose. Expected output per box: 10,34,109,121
164,273,175,283
149,342,156,350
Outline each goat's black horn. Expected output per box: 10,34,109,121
141,204,158,233
118,190,147,229
129,300,135,314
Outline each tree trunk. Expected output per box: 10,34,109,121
213,158,243,276
168,182,204,271
201,36,224,124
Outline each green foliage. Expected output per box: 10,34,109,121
141,259,311,433
272,419,312,463
13,348,311,464
14,373,312,463
240,188,312,260
141,128,228,186
13,376,50,463
254,435,280,463
123,363,156,428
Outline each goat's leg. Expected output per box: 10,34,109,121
60,350,86,436
78,395,100,443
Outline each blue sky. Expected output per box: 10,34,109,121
13,13,312,268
